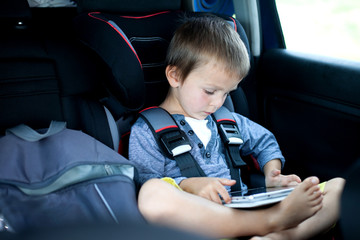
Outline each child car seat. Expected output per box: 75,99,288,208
73,0,259,156
73,0,264,188
74,0,251,113
0,0,143,151
74,0,252,139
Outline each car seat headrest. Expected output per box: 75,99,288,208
76,0,181,14
74,12,145,111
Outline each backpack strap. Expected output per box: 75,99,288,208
212,106,247,191
139,107,206,178
5,121,66,142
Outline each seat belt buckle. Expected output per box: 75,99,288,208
160,131,192,157
219,123,243,145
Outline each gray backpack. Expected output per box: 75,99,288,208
0,121,143,232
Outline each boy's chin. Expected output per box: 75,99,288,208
184,111,209,120
194,114,209,120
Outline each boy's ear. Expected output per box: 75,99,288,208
165,65,181,88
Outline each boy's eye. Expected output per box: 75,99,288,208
204,89,215,95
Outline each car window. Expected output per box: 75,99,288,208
276,0,360,62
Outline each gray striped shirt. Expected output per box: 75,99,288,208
129,112,285,191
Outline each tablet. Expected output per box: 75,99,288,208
223,186,294,208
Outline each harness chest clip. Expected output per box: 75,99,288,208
219,123,244,145
160,130,192,157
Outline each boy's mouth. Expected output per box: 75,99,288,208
205,107,217,115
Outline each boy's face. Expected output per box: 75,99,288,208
169,60,240,120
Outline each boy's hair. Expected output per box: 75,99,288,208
166,14,250,82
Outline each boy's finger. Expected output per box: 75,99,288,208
286,174,302,184
218,186,232,204
294,175,302,183
287,181,301,186
210,191,222,204
219,178,236,186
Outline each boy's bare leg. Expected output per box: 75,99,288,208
250,177,345,240
138,177,323,238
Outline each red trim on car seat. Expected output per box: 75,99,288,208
139,106,179,132
229,17,237,32
250,154,260,171
118,131,130,155
217,118,236,123
119,11,170,19
88,12,142,66
139,106,159,113
155,125,178,133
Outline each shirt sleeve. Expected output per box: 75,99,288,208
128,117,186,185
233,113,285,171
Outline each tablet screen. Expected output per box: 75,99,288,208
230,186,294,197
224,186,294,208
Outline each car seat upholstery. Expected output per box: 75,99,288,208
74,0,253,154
75,0,251,115
0,0,132,150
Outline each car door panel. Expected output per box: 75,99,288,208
258,49,360,180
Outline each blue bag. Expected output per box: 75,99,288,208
0,121,143,232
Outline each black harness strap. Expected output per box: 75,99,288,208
140,106,247,191
212,106,247,192
139,107,206,178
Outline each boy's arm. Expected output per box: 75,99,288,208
232,113,285,171
129,119,168,184
232,113,301,186
129,118,186,185
263,158,282,177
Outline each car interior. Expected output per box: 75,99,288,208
0,0,359,239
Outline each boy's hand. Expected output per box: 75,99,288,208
179,177,235,204
265,169,302,187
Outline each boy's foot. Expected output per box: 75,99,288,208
271,176,323,231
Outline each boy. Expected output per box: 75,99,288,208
130,15,344,239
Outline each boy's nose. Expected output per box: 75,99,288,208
211,96,225,110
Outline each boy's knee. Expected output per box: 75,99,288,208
325,177,346,195
139,179,167,208
138,179,179,221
